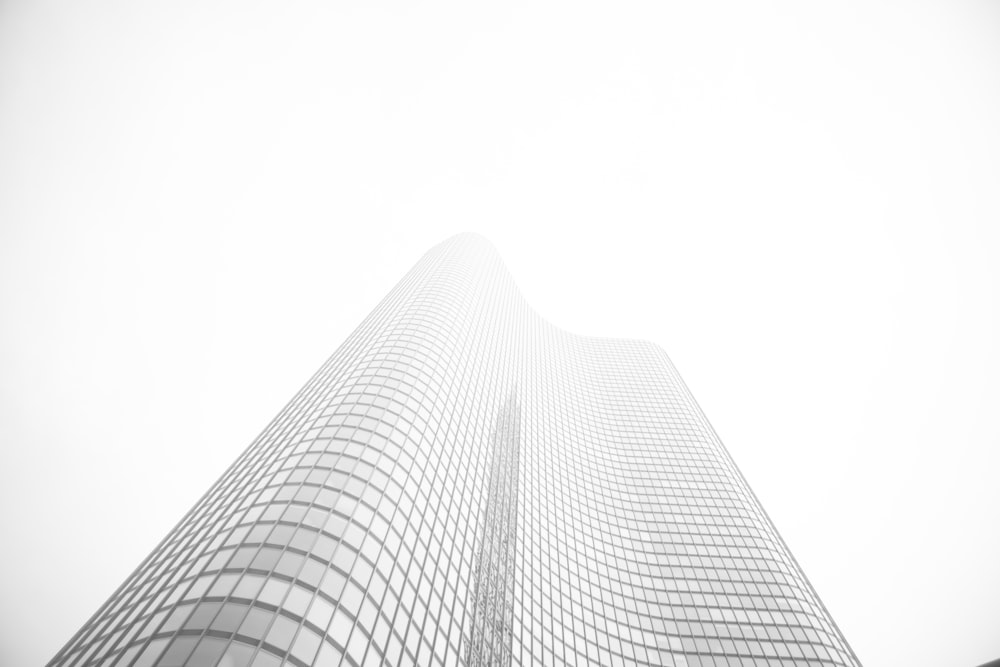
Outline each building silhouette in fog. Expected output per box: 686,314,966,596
49,234,860,667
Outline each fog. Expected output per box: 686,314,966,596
2,2,999,666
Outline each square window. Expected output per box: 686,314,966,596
290,627,322,664
284,585,313,618
209,602,250,633
238,607,274,640
259,578,290,607
265,614,298,651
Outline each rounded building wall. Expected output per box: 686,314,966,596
47,234,860,667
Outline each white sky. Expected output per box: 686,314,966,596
2,2,999,666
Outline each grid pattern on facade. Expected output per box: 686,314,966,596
47,234,860,667
464,393,520,667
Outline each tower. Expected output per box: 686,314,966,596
49,234,860,667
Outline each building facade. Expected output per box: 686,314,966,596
49,234,860,667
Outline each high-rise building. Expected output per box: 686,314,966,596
48,234,860,667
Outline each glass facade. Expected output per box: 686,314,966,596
48,234,861,667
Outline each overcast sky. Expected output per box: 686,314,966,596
2,2,999,666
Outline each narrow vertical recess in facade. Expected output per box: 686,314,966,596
47,234,861,667
465,392,521,667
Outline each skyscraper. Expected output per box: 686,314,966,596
49,234,860,667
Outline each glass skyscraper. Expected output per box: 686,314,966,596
49,234,860,667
